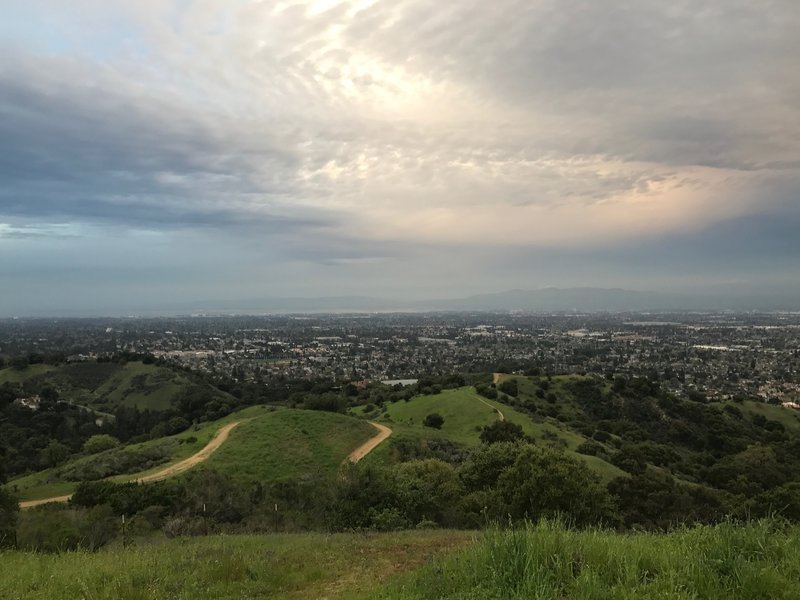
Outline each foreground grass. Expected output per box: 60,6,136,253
379,520,800,599
0,530,472,600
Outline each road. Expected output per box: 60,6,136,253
345,422,393,463
19,421,242,509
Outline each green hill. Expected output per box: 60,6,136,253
6,406,377,502
0,360,227,411
202,409,377,482
6,406,266,501
355,386,624,481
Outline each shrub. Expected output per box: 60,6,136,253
498,380,518,397
576,440,605,456
480,420,528,445
423,413,445,429
83,434,120,454
370,507,410,531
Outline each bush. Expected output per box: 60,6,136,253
15,505,115,552
475,384,498,400
60,441,177,481
576,440,605,457
479,420,529,445
423,413,444,429
370,507,410,531
498,380,518,397
83,434,121,454
495,445,617,526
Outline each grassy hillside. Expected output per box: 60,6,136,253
6,406,377,501
0,529,473,600
0,363,56,384
356,386,624,481
203,409,377,481
0,361,228,411
5,406,268,501
379,520,800,599
736,399,800,432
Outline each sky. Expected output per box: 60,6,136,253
0,0,799,315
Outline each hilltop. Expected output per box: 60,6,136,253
5,405,378,503
355,385,624,481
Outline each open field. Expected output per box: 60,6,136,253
0,529,474,600
378,520,800,599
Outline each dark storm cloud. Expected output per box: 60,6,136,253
0,54,331,234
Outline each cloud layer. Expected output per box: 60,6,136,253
0,0,798,313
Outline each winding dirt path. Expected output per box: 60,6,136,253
19,421,242,509
345,422,392,463
477,396,505,421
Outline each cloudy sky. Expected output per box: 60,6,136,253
1,0,798,315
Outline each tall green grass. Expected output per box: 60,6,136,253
0,530,471,600
378,519,800,599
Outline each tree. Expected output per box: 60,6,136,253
460,441,521,492
423,413,444,429
480,420,529,445
496,445,617,526
394,459,464,526
40,440,71,468
83,434,121,454
498,379,518,397
165,416,191,436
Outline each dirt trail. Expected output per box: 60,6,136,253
477,396,505,421
19,421,242,509
18,494,73,509
134,421,240,483
345,422,392,463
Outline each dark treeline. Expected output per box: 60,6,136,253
5,430,797,553
1,439,613,552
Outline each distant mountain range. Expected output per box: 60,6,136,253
170,286,800,315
